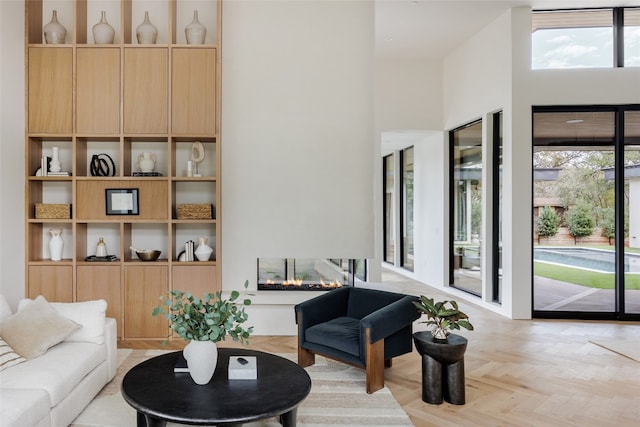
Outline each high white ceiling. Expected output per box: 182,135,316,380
375,0,640,60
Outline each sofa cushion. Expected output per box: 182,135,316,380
0,340,106,407
0,338,26,371
0,388,51,427
0,296,80,359
18,298,107,344
0,294,12,322
305,316,360,356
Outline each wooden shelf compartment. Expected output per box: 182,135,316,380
27,137,73,177
124,222,171,262
27,222,73,262
172,221,216,261
172,181,216,219
76,222,121,261
125,138,170,176
27,180,72,221
171,137,216,178
76,137,121,177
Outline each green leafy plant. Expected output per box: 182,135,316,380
413,296,474,341
152,280,253,344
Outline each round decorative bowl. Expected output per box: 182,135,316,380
135,250,161,261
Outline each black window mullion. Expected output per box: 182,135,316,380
615,109,625,316
614,8,624,67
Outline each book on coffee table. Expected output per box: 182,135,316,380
174,353,189,373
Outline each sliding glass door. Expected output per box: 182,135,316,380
533,106,640,319
624,110,640,315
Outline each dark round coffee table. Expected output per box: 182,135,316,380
121,348,311,427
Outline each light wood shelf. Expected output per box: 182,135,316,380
25,0,222,339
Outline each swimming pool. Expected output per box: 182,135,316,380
534,247,640,273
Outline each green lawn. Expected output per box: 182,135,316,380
534,261,640,290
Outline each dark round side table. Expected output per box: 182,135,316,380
121,348,311,427
413,331,468,405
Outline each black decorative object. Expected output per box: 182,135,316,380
105,188,139,215
413,331,468,405
90,153,116,176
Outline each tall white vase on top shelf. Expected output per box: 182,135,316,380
185,10,206,45
44,10,67,44
93,11,115,44
136,11,158,44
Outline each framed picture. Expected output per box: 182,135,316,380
106,188,139,215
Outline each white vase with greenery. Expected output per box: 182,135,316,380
153,280,253,385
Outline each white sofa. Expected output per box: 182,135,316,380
0,295,117,427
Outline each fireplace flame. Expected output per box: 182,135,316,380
262,278,342,289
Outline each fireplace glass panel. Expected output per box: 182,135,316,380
257,258,365,290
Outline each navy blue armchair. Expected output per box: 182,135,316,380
294,287,420,393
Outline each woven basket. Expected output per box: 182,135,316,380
177,204,212,219
35,203,71,219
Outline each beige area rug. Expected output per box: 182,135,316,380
71,349,413,427
590,340,640,363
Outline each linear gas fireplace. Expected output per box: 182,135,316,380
257,258,367,291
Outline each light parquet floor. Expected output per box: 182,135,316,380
120,270,640,427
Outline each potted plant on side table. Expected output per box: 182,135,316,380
412,296,474,405
152,280,253,385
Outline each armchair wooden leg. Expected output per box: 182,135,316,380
296,312,315,367
298,346,315,367
365,328,384,394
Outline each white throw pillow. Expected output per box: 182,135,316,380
0,296,81,358
0,338,26,371
0,295,12,322
18,298,107,344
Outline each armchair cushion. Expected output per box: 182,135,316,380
305,316,360,357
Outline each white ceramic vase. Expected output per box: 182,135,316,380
137,152,157,173
44,10,67,44
50,146,61,172
136,11,158,44
93,11,115,44
183,340,218,385
195,237,213,261
185,10,206,45
49,228,63,261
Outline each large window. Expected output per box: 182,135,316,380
383,154,395,264
450,121,482,295
400,147,414,271
532,8,639,69
625,9,640,67
492,111,503,304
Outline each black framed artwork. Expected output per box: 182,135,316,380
106,188,139,215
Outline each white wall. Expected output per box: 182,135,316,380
373,59,443,281
0,0,26,310
221,1,375,334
